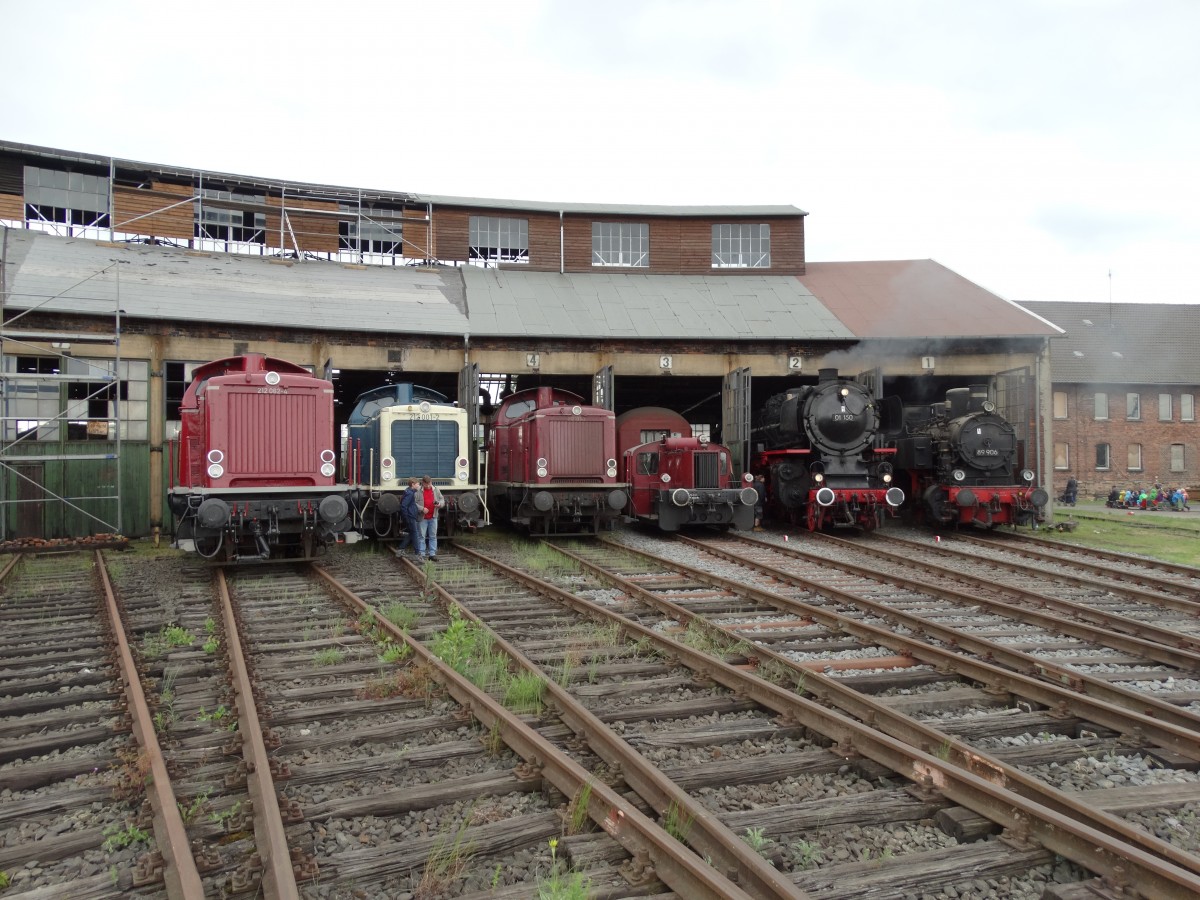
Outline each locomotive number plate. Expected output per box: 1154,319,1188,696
832,414,857,421
409,413,440,421
256,387,287,394
975,449,1000,456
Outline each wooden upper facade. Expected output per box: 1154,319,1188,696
0,141,806,277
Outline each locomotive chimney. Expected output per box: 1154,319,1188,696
818,368,838,383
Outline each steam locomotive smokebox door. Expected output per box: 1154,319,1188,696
897,434,933,469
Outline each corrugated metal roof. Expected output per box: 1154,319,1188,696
800,260,1061,339
1022,301,1200,384
1,229,469,335
461,268,852,339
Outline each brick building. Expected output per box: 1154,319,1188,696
1022,302,1200,500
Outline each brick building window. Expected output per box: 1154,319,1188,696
592,222,649,267
1052,391,1067,419
1093,392,1108,420
1053,442,1069,470
469,216,528,264
1171,444,1185,472
1126,393,1140,420
712,224,770,268
1182,394,1195,422
1159,393,1172,421
1095,443,1110,470
1128,443,1142,471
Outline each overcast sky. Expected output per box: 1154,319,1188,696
3,0,1196,305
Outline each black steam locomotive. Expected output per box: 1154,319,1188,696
894,385,1048,528
751,369,905,531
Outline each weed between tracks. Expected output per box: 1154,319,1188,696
429,607,548,714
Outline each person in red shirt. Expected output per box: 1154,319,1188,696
417,475,445,561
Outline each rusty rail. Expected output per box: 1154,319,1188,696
312,563,761,900
214,569,302,898
94,551,205,899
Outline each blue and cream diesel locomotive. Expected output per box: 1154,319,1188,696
346,383,487,536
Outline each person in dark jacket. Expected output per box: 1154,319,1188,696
396,478,422,557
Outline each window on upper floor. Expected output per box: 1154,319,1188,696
592,222,649,267
1093,392,1108,420
339,206,403,257
1128,443,1143,471
195,189,266,249
1171,444,1185,472
24,166,111,237
1053,391,1067,419
1095,443,1110,470
712,223,770,268
1159,393,1172,421
469,216,528,264
1053,442,1069,470
1183,394,1196,422
1126,393,1141,420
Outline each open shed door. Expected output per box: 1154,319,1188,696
459,362,482,478
994,367,1034,470
723,367,751,474
593,365,614,411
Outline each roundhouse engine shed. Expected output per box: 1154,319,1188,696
0,139,1062,542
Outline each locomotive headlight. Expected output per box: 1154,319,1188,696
813,472,825,483
321,449,336,464
320,463,336,477
207,449,224,464
952,469,967,482
982,400,996,413
537,457,548,468
607,466,617,478
536,466,548,477
840,388,849,397
882,473,893,483
660,473,671,484
265,371,281,386
607,458,617,469
572,405,582,416
743,472,754,483
1021,469,1035,483
419,401,431,413
207,463,224,479
458,470,468,481
698,434,710,446
457,457,468,469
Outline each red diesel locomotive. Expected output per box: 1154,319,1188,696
486,386,628,534
169,353,358,561
617,407,756,531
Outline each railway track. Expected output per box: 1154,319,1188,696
5,534,1200,898
442,533,1200,898
0,551,202,898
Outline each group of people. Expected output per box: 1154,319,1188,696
1106,483,1191,511
395,474,445,561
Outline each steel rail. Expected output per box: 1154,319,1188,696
568,536,1200,876
405,550,805,900
757,532,1200,731
680,533,1200,755
311,564,759,900
864,535,1200,633
94,550,205,899
214,569,301,898
494,540,1200,900
969,525,1200,582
